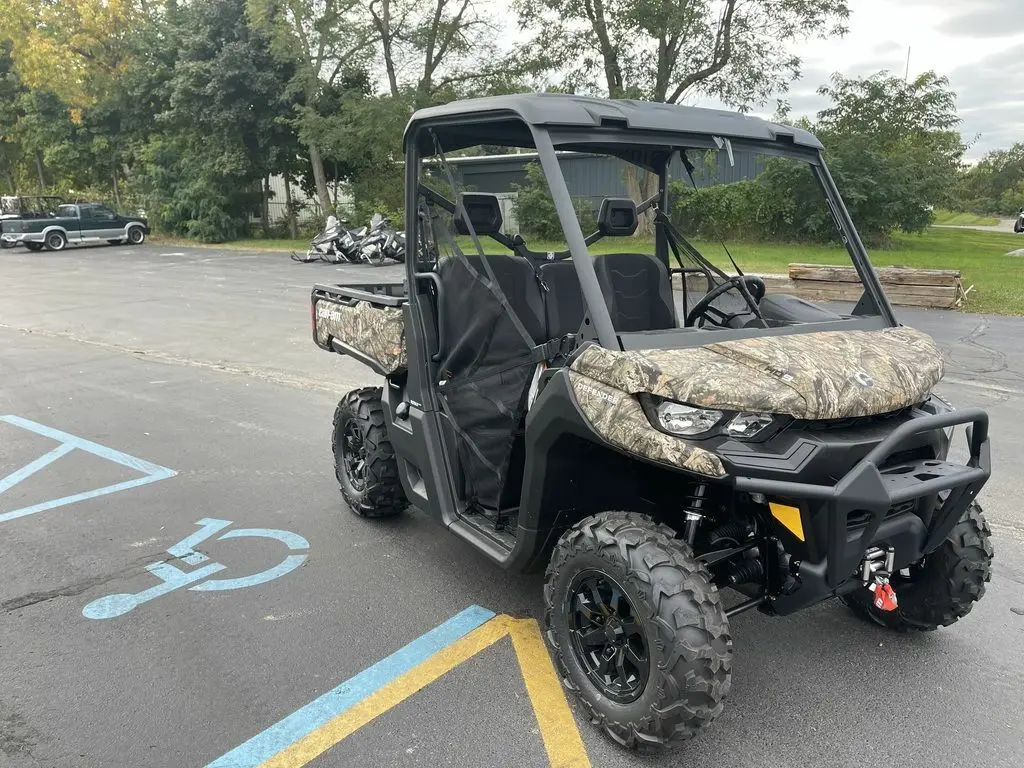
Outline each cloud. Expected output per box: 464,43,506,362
935,0,1021,38
949,42,1024,154
871,39,905,55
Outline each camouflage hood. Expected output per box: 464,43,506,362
570,326,943,420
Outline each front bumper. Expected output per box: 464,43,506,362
734,408,990,614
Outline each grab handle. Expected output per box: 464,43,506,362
414,271,445,362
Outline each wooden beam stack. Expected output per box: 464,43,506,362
787,264,966,309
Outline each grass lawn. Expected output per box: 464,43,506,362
931,209,1000,227
191,226,1024,315
466,228,1024,315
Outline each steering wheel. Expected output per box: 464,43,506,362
685,275,766,328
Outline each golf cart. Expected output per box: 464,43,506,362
311,95,993,749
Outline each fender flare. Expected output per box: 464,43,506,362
40,225,70,241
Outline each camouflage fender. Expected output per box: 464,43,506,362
315,300,407,374
571,327,943,419
568,371,726,478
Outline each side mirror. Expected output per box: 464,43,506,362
455,193,503,236
597,198,638,236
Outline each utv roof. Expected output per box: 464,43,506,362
405,93,823,154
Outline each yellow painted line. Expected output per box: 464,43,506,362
257,615,591,768
509,618,592,768
259,616,513,768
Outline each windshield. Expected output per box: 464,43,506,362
412,129,888,357
543,144,885,344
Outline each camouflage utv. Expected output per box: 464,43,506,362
311,95,993,750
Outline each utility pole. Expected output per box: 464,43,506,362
905,46,911,82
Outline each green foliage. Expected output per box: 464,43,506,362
951,142,1024,216
672,70,967,248
511,162,596,241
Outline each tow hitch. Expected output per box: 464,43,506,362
860,546,898,612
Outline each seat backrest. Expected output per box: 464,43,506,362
437,253,547,344
538,260,584,338
593,252,675,332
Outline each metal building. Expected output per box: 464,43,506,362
443,150,764,213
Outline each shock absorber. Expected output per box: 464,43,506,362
682,483,708,546
727,557,765,586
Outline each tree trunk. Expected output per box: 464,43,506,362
112,164,122,209
2,165,14,194
624,166,659,237
34,152,46,189
283,171,298,239
308,142,333,217
261,174,271,237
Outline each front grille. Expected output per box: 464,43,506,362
846,499,920,529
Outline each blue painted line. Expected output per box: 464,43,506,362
167,517,233,565
191,553,307,592
0,415,176,523
218,526,310,550
0,442,75,494
206,605,497,768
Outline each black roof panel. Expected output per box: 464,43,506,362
405,93,822,151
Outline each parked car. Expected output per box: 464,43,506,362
0,202,148,251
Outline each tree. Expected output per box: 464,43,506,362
132,0,300,241
516,0,849,232
953,142,1024,216
367,0,510,108
247,0,371,214
816,71,965,238
516,0,848,107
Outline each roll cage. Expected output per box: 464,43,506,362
401,95,898,359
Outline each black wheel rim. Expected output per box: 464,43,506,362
567,570,650,703
341,418,367,491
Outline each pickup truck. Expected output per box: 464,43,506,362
1,202,148,251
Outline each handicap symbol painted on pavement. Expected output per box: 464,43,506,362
82,518,310,620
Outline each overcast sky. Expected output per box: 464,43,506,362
502,0,1024,159
685,0,1024,158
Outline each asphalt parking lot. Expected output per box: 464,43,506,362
1,242,1023,768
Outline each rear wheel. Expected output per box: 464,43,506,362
332,387,407,518
545,511,732,750
45,231,66,251
126,225,145,244
841,502,993,632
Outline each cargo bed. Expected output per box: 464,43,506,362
311,282,408,375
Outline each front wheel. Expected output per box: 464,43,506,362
545,511,732,750
841,502,993,632
332,387,407,518
126,225,145,245
45,231,67,251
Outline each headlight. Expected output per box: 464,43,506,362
654,401,723,436
725,412,774,439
